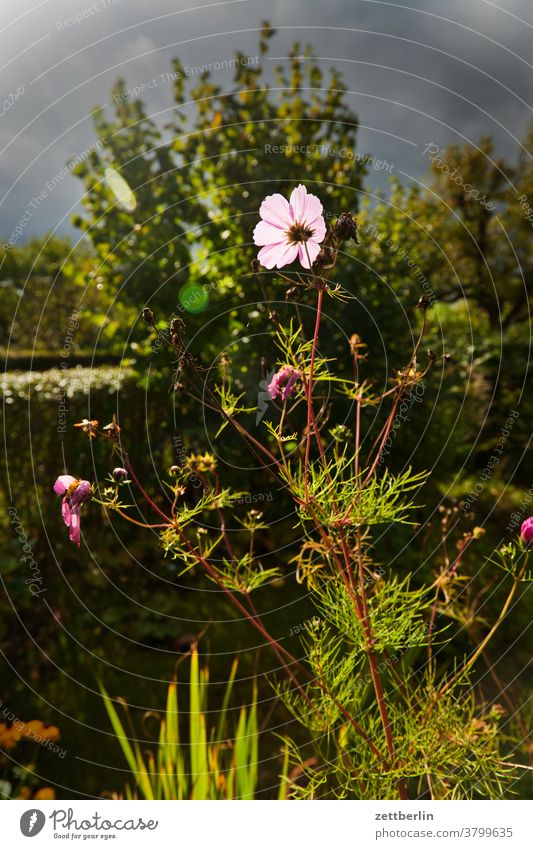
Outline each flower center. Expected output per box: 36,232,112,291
286,221,314,244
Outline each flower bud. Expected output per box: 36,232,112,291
142,307,155,325
316,244,335,267
268,366,302,401
520,517,533,546
102,417,121,439
285,286,300,301
112,467,128,482
334,212,359,243
349,333,365,356
170,317,185,335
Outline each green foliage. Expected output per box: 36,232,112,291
101,646,282,800
490,539,533,583
354,134,532,497
314,574,430,653
213,554,282,595
287,454,428,529
278,661,518,800
0,236,102,355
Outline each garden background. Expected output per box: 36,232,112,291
0,9,531,800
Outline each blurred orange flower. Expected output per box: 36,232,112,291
0,719,61,749
35,787,55,800
0,723,19,749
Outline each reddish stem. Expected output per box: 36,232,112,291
123,453,172,524
304,287,324,502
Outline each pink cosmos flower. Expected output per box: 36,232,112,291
53,475,92,547
253,184,326,269
268,366,302,401
520,516,533,546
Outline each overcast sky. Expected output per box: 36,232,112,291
1,0,532,244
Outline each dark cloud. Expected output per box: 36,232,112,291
1,0,531,242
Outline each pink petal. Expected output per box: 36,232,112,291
69,480,92,507
268,376,281,399
253,220,287,247
298,240,322,269
259,194,294,228
308,215,326,242
300,193,324,226
68,511,81,546
54,474,76,496
273,242,299,268
61,499,71,526
289,185,309,221
258,241,295,269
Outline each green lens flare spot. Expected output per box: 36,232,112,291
178,284,209,314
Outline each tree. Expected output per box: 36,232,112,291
72,24,364,352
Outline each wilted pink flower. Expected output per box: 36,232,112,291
253,184,326,269
520,517,533,546
53,475,92,547
268,366,302,401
